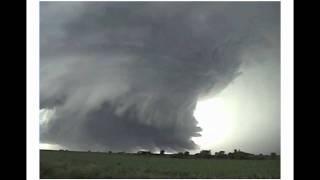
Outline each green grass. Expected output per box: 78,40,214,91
40,150,280,179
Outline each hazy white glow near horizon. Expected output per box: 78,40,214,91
40,143,62,150
192,97,233,150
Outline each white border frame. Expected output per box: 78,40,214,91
280,0,294,179
27,0,39,179
27,0,293,180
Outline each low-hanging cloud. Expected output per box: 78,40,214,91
40,2,279,152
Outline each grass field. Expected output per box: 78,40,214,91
40,150,280,179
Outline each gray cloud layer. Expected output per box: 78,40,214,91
40,2,279,152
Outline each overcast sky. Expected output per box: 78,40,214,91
40,2,280,154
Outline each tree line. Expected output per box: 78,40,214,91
57,148,279,160
104,149,280,160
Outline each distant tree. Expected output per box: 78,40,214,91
108,151,112,154
228,152,234,159
256,153,265,160
137,151,152,155
200,150,211,155
160,150,165,155
171,152,184,158
270,152,278,159
199,150,211,158
215,151,227,159
184,151,190,156
231,150,255,159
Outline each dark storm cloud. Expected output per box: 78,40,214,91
40,2,280,152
